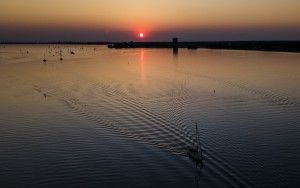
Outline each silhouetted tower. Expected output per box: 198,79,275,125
173,37,178,54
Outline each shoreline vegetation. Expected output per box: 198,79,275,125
1,40,300,53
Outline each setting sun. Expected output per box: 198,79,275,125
139,33,144,38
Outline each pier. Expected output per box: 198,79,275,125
107,39,300,53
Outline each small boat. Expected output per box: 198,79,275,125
43,54,47,63
188,122,203,164
188,147,203,162
59,50,63,61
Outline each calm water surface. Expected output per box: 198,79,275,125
0,45,299,187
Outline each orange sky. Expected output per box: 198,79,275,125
1,0,300,41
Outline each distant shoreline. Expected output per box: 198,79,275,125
1,41,300,53
0,42,110,45
108,41,300,53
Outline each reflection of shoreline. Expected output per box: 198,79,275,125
108,41,300,53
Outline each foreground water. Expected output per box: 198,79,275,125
0,45,299,187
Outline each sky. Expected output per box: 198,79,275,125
0,0,300,42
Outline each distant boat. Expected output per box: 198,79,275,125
43,54,47,63
188,122,203,164
59,50,63,61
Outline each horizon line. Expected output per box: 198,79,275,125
1,40,300,44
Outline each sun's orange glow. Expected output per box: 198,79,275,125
0,1,300,33
0,0,300,41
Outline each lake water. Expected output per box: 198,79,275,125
0,45,299,187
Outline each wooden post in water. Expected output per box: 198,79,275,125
173,37,178,54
